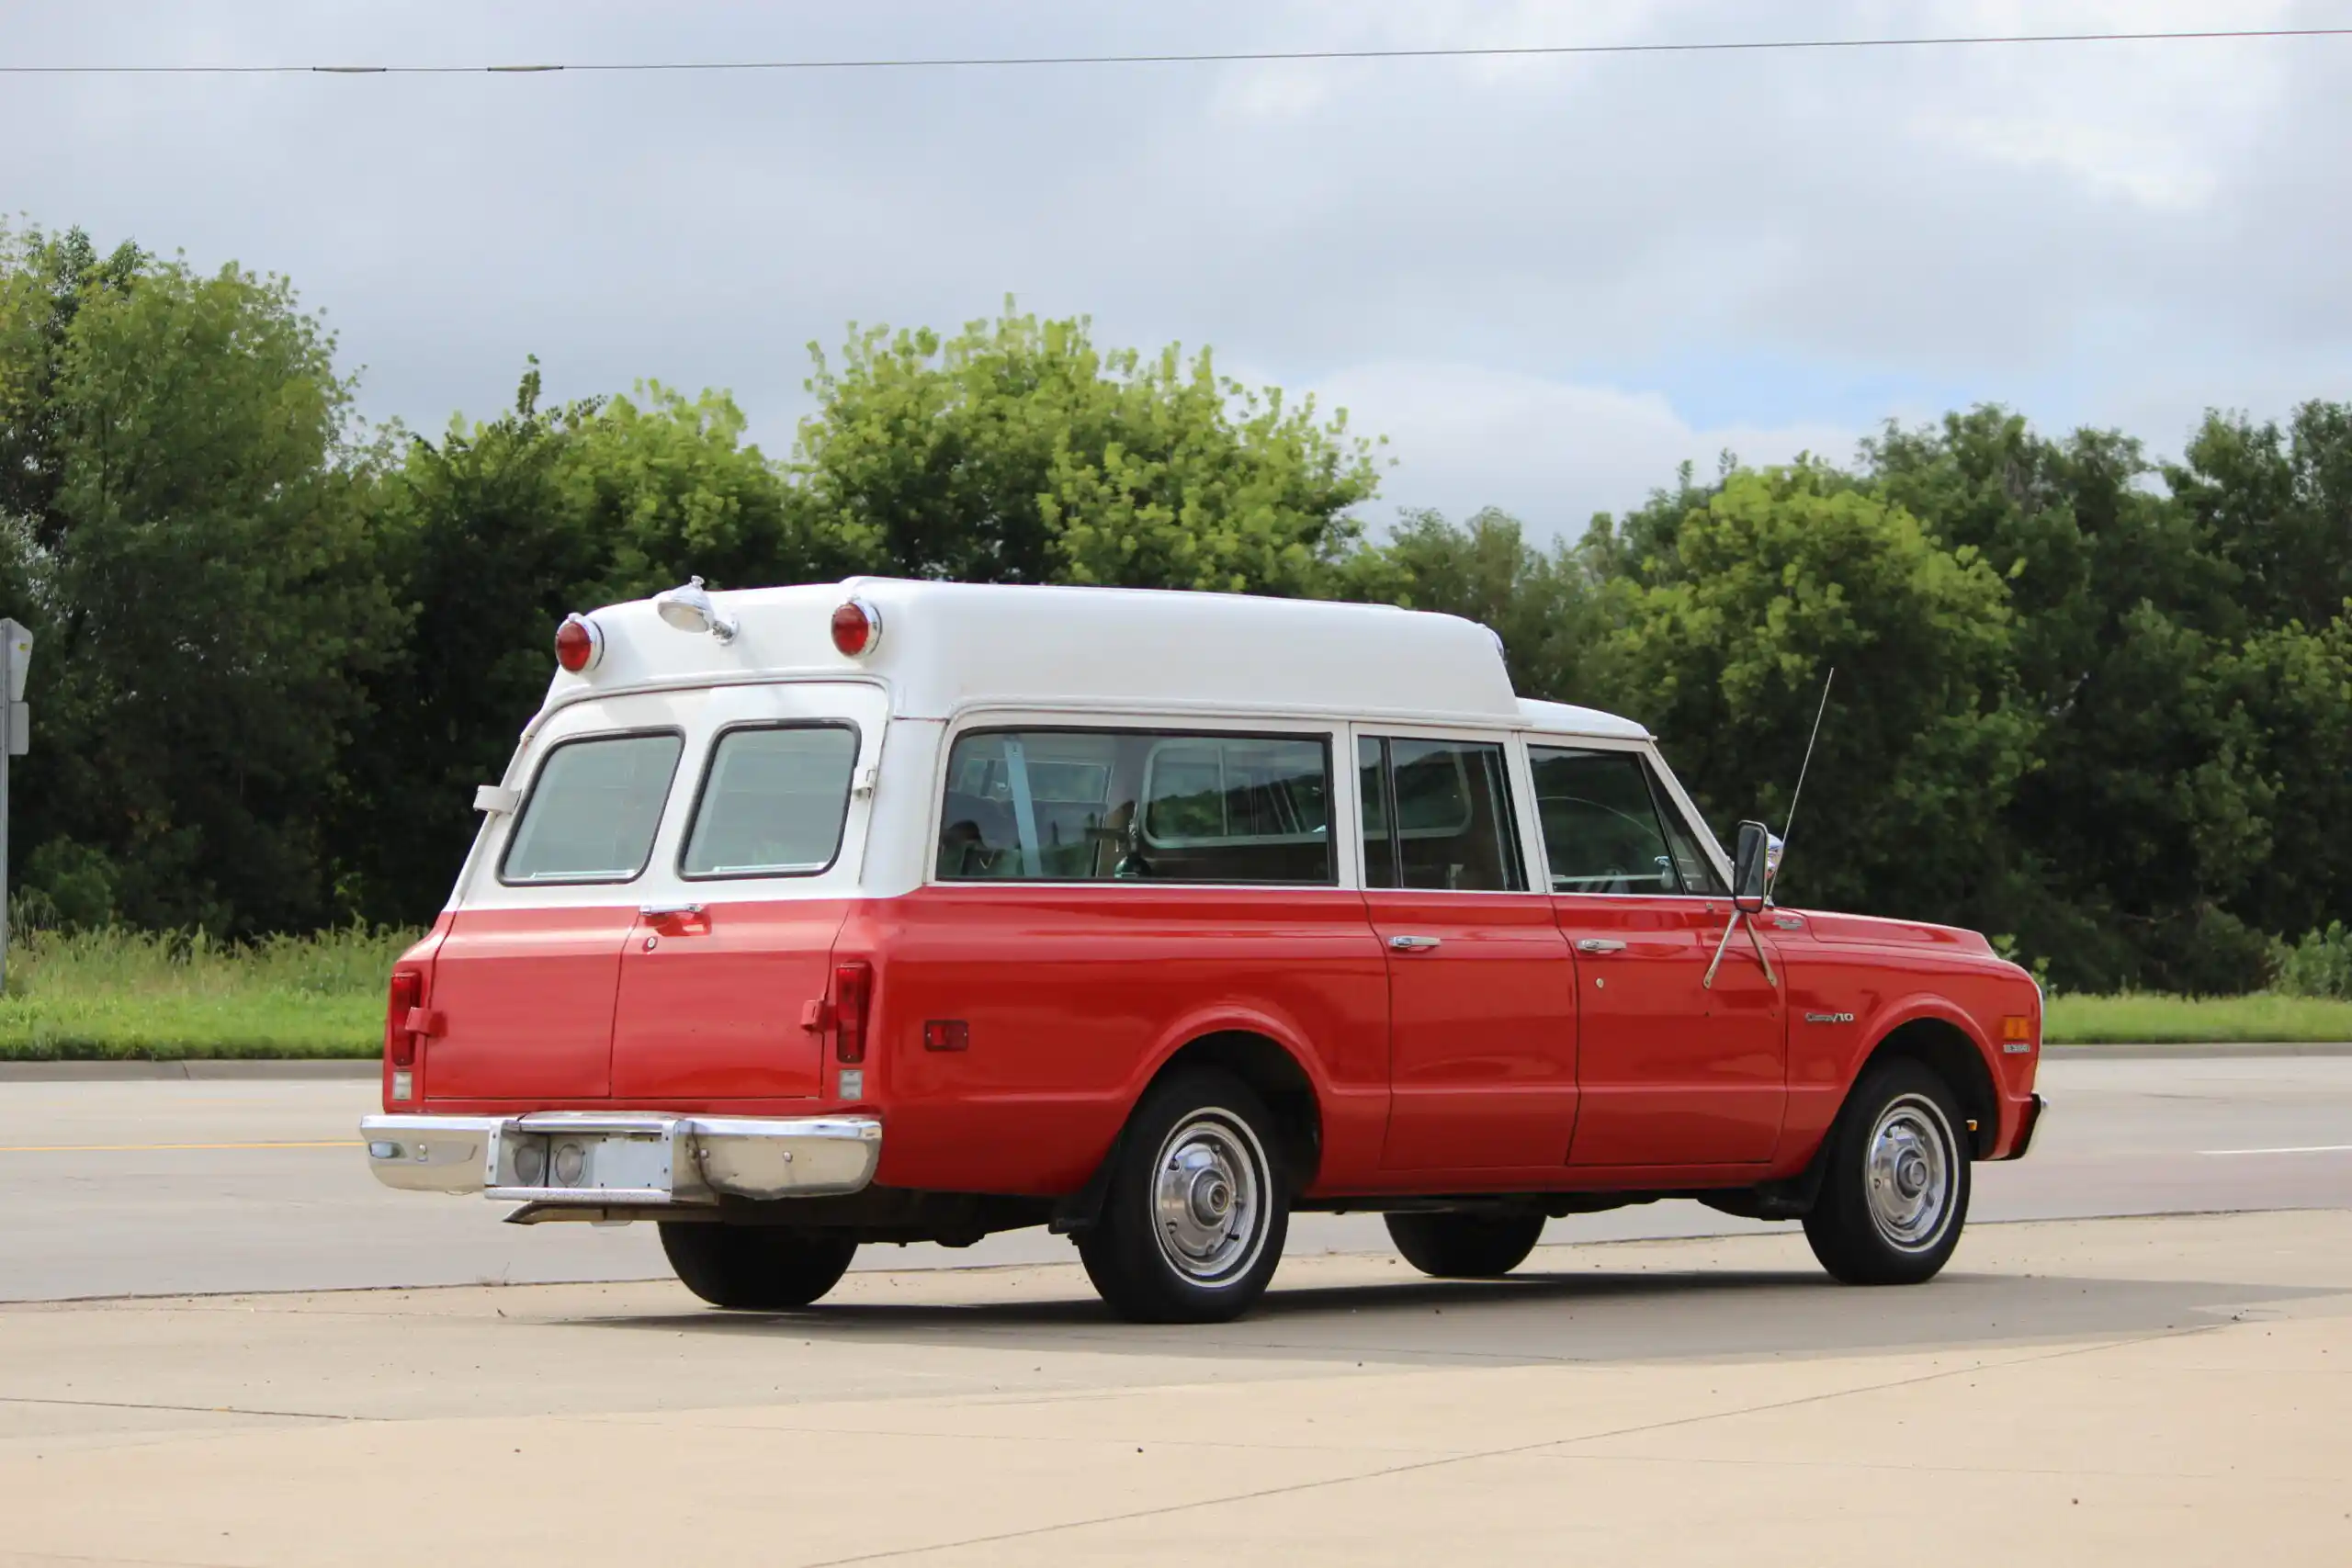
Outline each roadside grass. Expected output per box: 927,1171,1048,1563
0,925,413,1060
0,925,2346,1058
2041,992,2352,1044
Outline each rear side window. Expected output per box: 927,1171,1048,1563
682,725,859,878
502,732,684,885
1358,736,1526,892
937,728,1332,884
1530,746,1725,896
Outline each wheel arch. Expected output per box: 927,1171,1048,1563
1146,1029,1325,1191
1856,1010,2002,1159
1050,1021,1326,1241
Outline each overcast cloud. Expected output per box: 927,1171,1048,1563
6,0,2347,539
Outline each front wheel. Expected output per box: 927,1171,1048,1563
659,1223,857,1310
1385,1211,1545,1278
1803,1059,1972,1286
1078,1069,1289,1323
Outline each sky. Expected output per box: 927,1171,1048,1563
6,0,2348,541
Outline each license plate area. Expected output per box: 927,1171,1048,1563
487,1122,682,1202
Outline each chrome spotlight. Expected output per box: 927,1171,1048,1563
652,576,739,644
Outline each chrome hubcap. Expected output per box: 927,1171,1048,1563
1864,1095,1956,1252
1151,1111,1269,1286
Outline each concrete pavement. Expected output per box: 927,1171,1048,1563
4,1210,2349,1565
7,1055,2352,1300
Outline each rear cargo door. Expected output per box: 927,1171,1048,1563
608,682,888,1101
422,908,634,1099
424,701,692,1100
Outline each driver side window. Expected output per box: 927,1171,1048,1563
1530,746,1724,897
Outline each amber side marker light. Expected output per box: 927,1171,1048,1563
554,613,603,673
2002,1014,2036,1054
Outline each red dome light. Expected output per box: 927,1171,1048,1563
831,599,881,657
554,614,603,673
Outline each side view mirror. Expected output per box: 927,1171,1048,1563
1732,819,1770,912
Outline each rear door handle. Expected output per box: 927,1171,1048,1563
639,902,707,922
1576,938,1627,953
1388,934,1442,953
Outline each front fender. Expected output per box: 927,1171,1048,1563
1852,992,1999,1081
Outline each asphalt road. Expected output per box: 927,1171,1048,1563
4,1055,2350,1303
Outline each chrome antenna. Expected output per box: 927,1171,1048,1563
1765,668,1834,903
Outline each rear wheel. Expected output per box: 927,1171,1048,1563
1385,1211,1546,1279
1078,1068,1289,1323
659,1223,857,1310
1803,1058,1972,1286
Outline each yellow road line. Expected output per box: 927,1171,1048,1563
0,1139,357,1153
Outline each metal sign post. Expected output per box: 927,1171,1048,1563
0,619,31,994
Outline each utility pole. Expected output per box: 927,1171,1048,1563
0,620,31,994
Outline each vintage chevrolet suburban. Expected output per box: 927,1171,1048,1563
361,577,2044,1322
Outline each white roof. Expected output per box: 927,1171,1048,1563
1516,697,1649,741
548,578,1646,736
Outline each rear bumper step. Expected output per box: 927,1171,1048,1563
359,1111,881,1206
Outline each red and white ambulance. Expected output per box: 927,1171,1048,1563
362,577,2044,1322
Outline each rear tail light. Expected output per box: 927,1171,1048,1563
386,970,424,1067
830,599,882,657
832,961,872,1063
554,613,604,673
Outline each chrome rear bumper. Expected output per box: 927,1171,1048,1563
359,1111,881,1206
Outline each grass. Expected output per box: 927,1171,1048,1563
0,925,2346,1060
0,925,414,1061
2041,992,2352,1046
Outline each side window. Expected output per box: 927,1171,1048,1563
681,725,859,878
502,732,684,885
1141,738,1330,850
1357,737,1396,889
1530,746,1722,896
1649,771,1729,897
1358,736,1525,893
937,728,1332,885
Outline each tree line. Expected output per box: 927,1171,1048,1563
2,223,2346,995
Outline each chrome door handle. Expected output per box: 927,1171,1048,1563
1388,934,1442,953
639,903,706,919
1576,938,1627,953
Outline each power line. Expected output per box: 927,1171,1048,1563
4,26,2348,76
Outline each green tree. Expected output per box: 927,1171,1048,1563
0,225,400,932
1861,409,2311,990
792,306,1381,595
2212,613,2352,950
2170,401,2352,636
340,372,842,923
1359,507,1602,704
1582,464,2036,929
573,381,859,604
